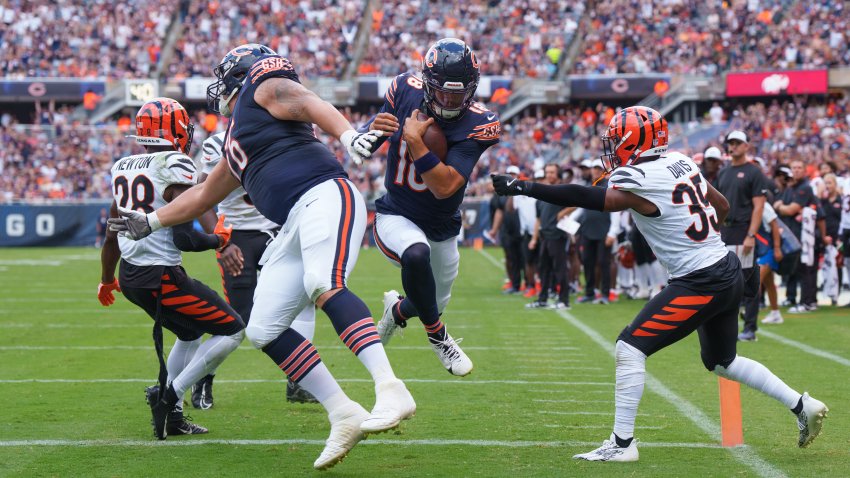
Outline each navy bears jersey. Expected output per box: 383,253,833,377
222,55,346,225
368,73,500,241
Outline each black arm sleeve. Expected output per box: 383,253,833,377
171,221,220,252
526,183,607,211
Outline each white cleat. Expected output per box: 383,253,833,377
573,435,639,462
377,290,403,345
761,310,784,324
430,332,473,376
360,378,416,434
313,402,369,470
796,392,828,448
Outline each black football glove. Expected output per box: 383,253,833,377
491,174,528,196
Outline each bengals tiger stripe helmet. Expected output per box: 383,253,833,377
131,97,195,154
600,106,668,172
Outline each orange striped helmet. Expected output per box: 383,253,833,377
132,97,194,154
600,106,668,172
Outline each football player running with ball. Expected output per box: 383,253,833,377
109,44,415,470
492,106,828,462
367,38,501,376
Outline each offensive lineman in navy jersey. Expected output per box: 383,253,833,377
366,38,501,376
109,44,415,471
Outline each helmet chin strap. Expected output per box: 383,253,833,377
219,88,241,117
432,103,462,120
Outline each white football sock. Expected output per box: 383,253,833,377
353,343,396,385
634,264,649,290
297,362,348,409
171,331,243,396
713,355,801,409
166,338,201,403
613,340,646,441
617,264,633,289
290,305,316,341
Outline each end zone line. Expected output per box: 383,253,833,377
476,249,787,478
0,438,729,450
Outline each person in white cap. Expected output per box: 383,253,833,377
701,146,724,184
717,130,771,342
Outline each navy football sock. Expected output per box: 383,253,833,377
394,297,419,322
322,288,382,356
400,243,441,331
262,328,321,383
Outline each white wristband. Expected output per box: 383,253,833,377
147,211,163,232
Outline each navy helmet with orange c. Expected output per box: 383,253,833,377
131,97,194,154
207,43,277,117
421,38,480,122
600,106,668,172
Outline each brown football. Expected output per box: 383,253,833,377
417,111,448,161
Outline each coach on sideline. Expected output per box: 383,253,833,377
716,130,770,342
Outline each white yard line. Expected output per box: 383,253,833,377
0,377,614,386
477,249,787,478
533,399,612,404
758,329,850,367
0,345,578,352
0,438,728,450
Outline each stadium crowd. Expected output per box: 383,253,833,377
0,0,174,79
168,0,364,79
359,0,582,79
573,0,850,75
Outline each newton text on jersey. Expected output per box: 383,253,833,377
114,155,154,171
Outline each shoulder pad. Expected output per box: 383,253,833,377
247,55,299,86
465,103,501,143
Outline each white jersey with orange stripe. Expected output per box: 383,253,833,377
200,132,279,232
607,151,729,278
111,151,196,266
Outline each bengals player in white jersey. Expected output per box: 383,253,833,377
492,106,828,462
98,98,245,440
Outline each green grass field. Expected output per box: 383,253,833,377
1,247,847,477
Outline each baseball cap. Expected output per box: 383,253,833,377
533,169,545,179
579,159,593,169
590,159,604,169
776,166,792,178
506,165,521,175
725,130,748,144
704,146,723,160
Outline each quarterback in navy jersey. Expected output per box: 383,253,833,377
368,38,500,377
110,43,416,471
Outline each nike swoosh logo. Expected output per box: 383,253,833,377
182,174,193,180
304,199,318,208
487,114,496,121
507,178,517,186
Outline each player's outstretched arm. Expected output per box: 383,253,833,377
254,77,381,164
109,160,238,240
491,174,657,215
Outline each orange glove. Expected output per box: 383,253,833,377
214,214,233,250
98,279,122,306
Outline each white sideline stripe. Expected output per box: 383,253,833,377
534,399,612,404
0,438,726,449
539,411,642,416
530,389,610,394
545,425,666,430
758,329,850,367
0,345,578,352
0,378,614,386
476,250,786,478
556,310,787,478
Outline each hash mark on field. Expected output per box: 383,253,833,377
544,424,665,430
538,411,646,416
533,399,612,404
529,389,611,394
0,438,728,449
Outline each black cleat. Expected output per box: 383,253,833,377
150,399,170,440
167,410,209,435
286,379,319,404
144,385,159,406
191,374,215,410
